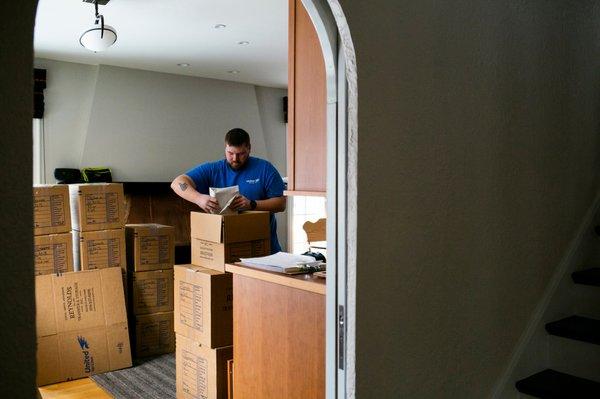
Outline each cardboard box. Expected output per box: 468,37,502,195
34,232,74,275
129,269,174,315
125,224,175,272
69,183,126,232
132,311,175,358
176,334,232,399
35,268,132,386
174,265,232,348
73,228,126,271
33,185,71,235
190,211,270,272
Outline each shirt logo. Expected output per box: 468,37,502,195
246,178,260,184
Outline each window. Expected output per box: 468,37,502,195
289,195,327,254
33,118,45,184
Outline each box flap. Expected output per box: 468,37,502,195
176,263,225,277
36,268,132,385
52,270,107,334
222,212,270,243
100,268,128,327
105,323,132,371
191,212,224,243
36,335,61,386
35,274,57,337
58,328,110,378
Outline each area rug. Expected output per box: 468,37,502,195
91,353,176,399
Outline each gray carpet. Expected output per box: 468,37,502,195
91,353,175,399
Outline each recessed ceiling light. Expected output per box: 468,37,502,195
177,63,190,67
238,41,250,45
228,70,240,74
214,24,226,29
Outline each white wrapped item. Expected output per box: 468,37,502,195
209,185,239,215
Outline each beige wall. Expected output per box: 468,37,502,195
340,0,600,397
33,59,288,183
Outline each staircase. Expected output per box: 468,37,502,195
515,267,600,397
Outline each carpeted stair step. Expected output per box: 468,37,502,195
545,315,600,345
515,369,600,398
572,268,600,287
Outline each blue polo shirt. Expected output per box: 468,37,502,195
185,156,284,253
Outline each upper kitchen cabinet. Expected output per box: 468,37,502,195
286,0,327,196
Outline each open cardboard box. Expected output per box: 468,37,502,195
190,211,270,272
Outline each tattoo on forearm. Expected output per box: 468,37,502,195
179,182,188,192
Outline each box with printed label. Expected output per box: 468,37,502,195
73,228,126,271
190,211,270,272
129,269,174,315
35,268,132,386
34,232,74,275
132,311,175,358
69,183,126,232
174,265,232,348
176,334,232,399
125,224,175,272
34,185,72,236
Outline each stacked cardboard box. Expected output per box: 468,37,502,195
36,267,132,385
125,224,176,358
175,211,269,399
190,211,271,272
174,264,233,399
33,185,73,275
34,184,133,386
69,183,127,271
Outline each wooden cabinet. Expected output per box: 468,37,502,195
227,263,325,398
287,0,327,195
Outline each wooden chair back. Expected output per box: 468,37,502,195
302,218,326,244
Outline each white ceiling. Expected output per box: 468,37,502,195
34,0,288,88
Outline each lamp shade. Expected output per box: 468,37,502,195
79,24,117,52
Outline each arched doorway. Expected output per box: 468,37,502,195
300,1,357,397
1,0,357,397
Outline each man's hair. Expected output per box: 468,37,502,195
225,128,251,147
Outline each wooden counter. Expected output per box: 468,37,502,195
225,263,325,399
225,263,326,295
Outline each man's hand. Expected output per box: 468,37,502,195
230,195,251,211
196,194,221,214
172,175,219,213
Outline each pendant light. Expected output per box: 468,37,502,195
79,0,117,52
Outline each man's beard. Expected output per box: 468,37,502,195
228,160,246,170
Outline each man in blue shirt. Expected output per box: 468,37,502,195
171,128,286,253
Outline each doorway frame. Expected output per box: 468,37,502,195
25,0,358,397
300,1,357,397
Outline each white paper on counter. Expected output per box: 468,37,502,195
239,252,319,273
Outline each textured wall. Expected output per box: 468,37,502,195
34,59,287,183
255,86,288,175
33,59,99,182
340,0,600,397
0,1,37,398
